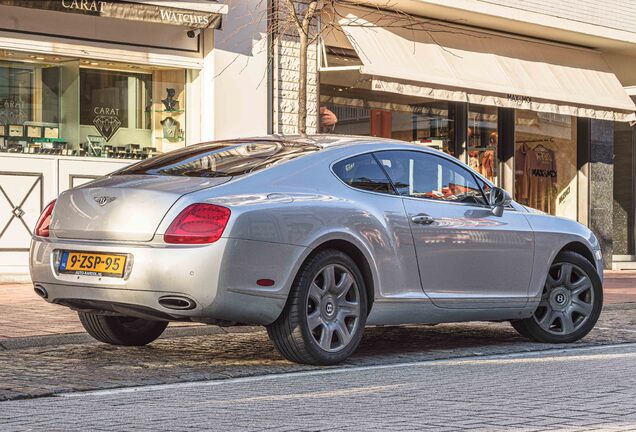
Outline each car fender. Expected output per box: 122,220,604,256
286,229,382,306
523,212,603,302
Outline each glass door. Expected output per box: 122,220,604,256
613,122,636,258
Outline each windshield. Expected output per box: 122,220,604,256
115,140,320,178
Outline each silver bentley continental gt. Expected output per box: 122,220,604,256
30,136,604,365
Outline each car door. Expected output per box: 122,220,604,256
374,150,534,309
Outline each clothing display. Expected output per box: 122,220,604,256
516,142,557,214
468,149,496,182
480,149,495,181
468,150,480,171
467,116,498,183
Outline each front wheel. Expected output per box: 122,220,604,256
511,251,602,343
267,249,368,365
79,312,168,346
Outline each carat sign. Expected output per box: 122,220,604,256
1,0,222,29
92,107,122,143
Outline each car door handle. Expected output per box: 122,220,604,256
411,214,435,225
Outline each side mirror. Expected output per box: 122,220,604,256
488,187,511,217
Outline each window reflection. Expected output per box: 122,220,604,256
376,150,487,205
515,110,577,219
468,105,498,184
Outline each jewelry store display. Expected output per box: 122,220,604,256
162,88,179,112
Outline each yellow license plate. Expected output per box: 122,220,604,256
60,251,127,278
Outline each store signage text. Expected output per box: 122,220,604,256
61,0,106,13
2,0,220,29
507,94,533,104
559,185,571,204
159,9,211,26
92,106,122,143
60,1,212,26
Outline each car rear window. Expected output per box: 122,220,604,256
332,154,395,194
115,141,320,178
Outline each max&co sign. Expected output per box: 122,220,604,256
1,0,222,29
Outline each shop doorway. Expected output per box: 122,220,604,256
613,122,636,266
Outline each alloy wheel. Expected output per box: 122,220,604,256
306,264,361,352
533,262,595,335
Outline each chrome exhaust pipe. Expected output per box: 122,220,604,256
158,296,196,311
34,285,48,299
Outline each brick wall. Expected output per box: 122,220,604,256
272,0,319,135
477,0,636,34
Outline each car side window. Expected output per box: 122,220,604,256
476,177,492,204
374,150,487,205
333,154,395,195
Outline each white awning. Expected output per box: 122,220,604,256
334,6,636,122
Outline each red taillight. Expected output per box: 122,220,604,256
35,199,56,238
164,204,231,244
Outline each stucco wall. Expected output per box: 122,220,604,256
477,0,636,34
212,0,270,139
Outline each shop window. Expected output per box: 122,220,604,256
0,64,34,123
332,153,395,194
79,68,186,158
0,53,189,159
80,69,152,130
375,150,487,205
514,110,577,219
0,59,61,154
468,105,498,184
320,90,457,157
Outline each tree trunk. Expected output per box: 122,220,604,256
298,31,308,136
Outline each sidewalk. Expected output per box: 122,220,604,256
0,284,201,340
1,271,635,341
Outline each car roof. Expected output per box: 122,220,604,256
219,134,428,150
211,134,464,163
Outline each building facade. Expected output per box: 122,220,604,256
0,0,271,280
316,0,636,269
0,0,635,281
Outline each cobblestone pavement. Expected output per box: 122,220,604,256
0,284,199,340
1,271,635,340
2,343,635,431
0,304,634,402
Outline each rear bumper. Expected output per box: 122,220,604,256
30,237,307,325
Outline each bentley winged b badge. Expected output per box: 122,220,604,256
94,196,117,207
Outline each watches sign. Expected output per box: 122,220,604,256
1,0,221,29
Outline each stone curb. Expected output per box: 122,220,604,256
0,302,633,351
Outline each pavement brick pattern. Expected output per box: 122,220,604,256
0,284,199,340
0,284,83,339
0,271,634,340
1,344,635,431
0,305,635,402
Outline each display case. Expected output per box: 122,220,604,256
0,52,190,160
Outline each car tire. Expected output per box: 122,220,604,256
78,312,168,346
511,251,603,343
267,249,368,365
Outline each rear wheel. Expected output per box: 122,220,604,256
511,251,602,343
78,312,168,346
267,249,368,365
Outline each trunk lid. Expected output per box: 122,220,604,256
51,175,230,242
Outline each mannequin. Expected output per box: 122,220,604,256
161,117,180,140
